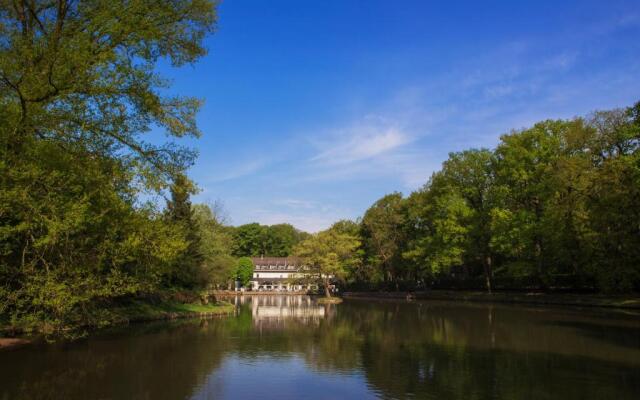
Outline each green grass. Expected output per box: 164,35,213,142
113,300,235,323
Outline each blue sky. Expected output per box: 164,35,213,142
158,0,640,232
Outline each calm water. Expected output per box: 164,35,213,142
1,296,639,400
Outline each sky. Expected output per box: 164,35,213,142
156,0,640,232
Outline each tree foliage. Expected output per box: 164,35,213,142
360,193,408,287
192,203,235,289
230,222,309,257
235,257,254,287
294,223,361,297
0,0,218,333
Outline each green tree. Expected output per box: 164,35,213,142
235,257,254,288
230,222,309,257
492,120,568,282
265,224,307,257
230,223,267,257
329,220,365,284
166,173,203,289
439,149,497,292
294,227,361,297
0,0,218,332
581,106,640,291
192,203,235,289
1,0,216,179
404,179,471,283
361,193,408,288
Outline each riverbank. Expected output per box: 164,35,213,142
0,300,235,349
343,290,640,309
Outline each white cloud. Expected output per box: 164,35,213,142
311,119,412,165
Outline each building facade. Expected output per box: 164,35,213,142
249,256,318,291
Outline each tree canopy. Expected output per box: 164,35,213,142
230,222,309,257
235,257,254,288
294,223,361,297
0,0,219,334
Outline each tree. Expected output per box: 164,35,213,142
404,179,471,284
581,106,640,291
1,0,216,180
295,227,361,298
361,193,408,288
0,0,218,332
192,203,236,289
265,224,306,257
230,223,267,257
166,173,203,289
230,222,309,257
329,219,366,284
492,120,568,282
439,149,497,292
235,257,254,288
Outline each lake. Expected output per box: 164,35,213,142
1,295,639,399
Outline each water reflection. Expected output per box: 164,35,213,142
232,295,329,329
1,296,639,400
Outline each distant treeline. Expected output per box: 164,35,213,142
331,102,640,293
228,223,310,258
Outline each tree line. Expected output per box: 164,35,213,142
295,102,640,293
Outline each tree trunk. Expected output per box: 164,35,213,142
324,278,332,298
483,254,493,294
535,240,543,279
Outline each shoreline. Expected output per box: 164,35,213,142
342,290,640,309
0,300,235,350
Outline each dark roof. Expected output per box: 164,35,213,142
251,257,301,266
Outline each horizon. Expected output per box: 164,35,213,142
158,0,640,232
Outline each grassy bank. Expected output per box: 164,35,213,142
111,300,235,322
343,290,640,309
0,300,235,347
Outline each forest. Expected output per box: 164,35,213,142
318,102,640,294
0,1,638,334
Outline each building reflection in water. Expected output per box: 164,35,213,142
232,295,328,329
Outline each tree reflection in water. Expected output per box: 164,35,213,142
1,296,639,400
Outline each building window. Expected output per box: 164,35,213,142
256,274,259,278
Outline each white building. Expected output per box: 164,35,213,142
250,256,318,291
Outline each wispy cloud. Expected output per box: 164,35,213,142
204,158,269,183
272,198,318,210
311,117,412,165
